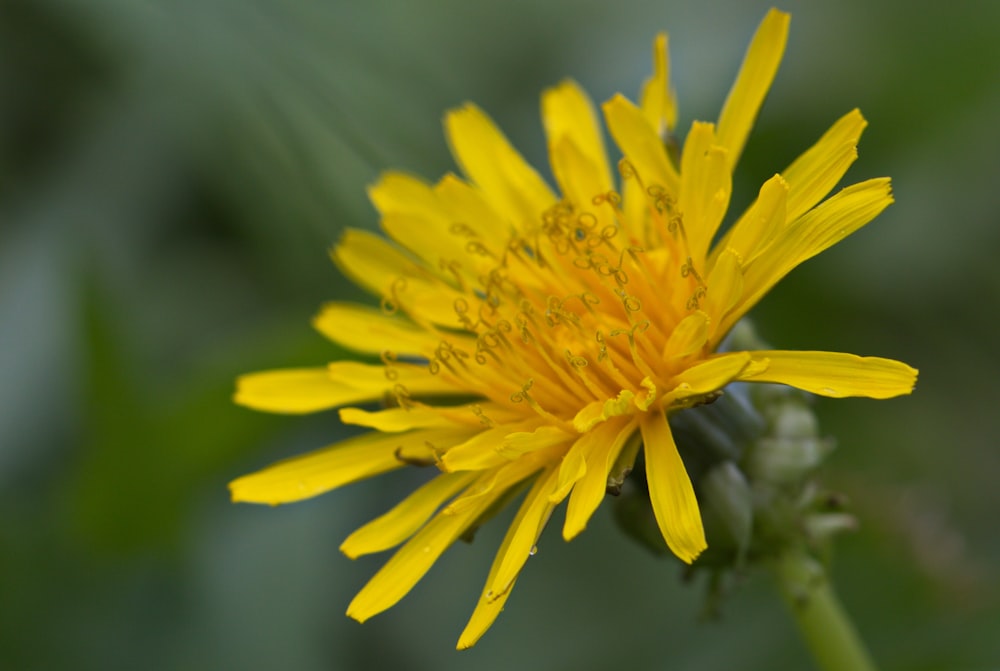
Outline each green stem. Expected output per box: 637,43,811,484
771,546,878,671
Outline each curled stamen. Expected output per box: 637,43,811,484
588,224,619,250
592,190,622,209
616,289,642,314
380,351,399,381
565,350,588,369
433,340,470,375
465,240,496,258
392,383,414,409
510,379,535,404
449,222,478,238
647,185,674,215
453,297,482,332
471,404,494,428
544,296,582,329
596,330,609,362
686,286,707,310
618,158,641,186
394,445,437,467
439,258,467,292
680,256,705,284
380,277,408,315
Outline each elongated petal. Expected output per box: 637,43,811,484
235,362,461,414
432,174,512,252
741,350,918,398
738,178,893,317
662,311,710,361
229,427,475,505
441,421,544,472
234,368,356,414
704,249,744,345
603,94,680,196
640,33,677,134
332,229,464,326
486,466,560,602
563,418,636,540
458,466,560,649
667,352,754,404
711,173,788,268
312,302,443,357
340,472,478,558
716,8,790,168
782,108,867,222
679,122,731,262
368,171,443,219
640,410,706,563
549,136,616,227
340,402,520,433
542,80,613,192
346,470,510,623
444,103,556,226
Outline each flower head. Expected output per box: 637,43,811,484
231,8,917,648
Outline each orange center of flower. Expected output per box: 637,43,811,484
387,164,712,431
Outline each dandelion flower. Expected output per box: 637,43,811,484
231,8,917,648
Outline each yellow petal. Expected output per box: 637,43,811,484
782,108,868,222
234,368,357,414
235,362,460,415
712,173,789,268
312,302,443,357
639,410,706,563
340,402,519,433
432,174,512,254
370,174,502,285
572,389,636,432
603,94,680,196
442,443,559,518
716,8,790,168
444,103,556,227
486,466,560,602
738,178,893,317
547,439,587,504
346,470,509,623
440,421,542,472
542,79,613,192
332,229,464,326
563,418,636,540
662,311,710,361
679,122,731,262
640,33,677,134
497,425,575,460
741,350,918,398
339,406,457,433
666,352,754,405
457,466,560,649
340,472,478,558
368,171,443,219
229,427,475,505
704,249,744,345
329,360,460,395
549,136,616,225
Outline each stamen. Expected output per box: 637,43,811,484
510,379,574,428
379,277,408,315
439,258,468,292
380,351,399,381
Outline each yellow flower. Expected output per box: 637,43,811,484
231,8,917,649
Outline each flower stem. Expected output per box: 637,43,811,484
771,546,878,671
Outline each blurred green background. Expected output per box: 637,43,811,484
2,0,998,669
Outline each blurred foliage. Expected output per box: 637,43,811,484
1,0,999,669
